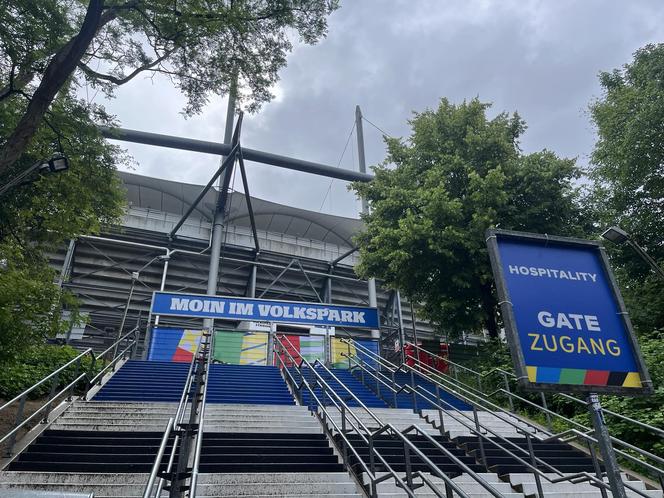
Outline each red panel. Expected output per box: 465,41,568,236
584,370,610,386
275,334,301,367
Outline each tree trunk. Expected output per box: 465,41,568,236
480,282,499,338
0,0,104,177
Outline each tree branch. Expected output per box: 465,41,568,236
78,47,176,86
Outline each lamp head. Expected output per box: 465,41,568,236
47,153,69,173
601,226,630,244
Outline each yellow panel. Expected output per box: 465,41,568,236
331,338,355,367
622,372,642,388
526,366,537,382
239,333,267,366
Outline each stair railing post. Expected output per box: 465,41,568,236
540,392,552,431
368,433,376,475
472,407,487,468
347,341,352,370
525,432,544,498
435,384,446,436
403,437,414,489
41,371,60,424
390,371,397,407
341,403,347,433
502,372,514,411
4,393,26,456
410,370,418,412
444,482,453,498
67,357,82,401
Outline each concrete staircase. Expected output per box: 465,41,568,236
508,473,663,498
52,400,322,433
324,407,439,435
421,409,540,439
1,361,363,497
369,472,525,497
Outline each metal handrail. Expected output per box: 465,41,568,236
0,327,140,456
144,333,207,498
190,331,215,497
347,349,621,497
406,341,664,439
344,338,662,497
142,417,174,498
401,352,664,479
274,336,504,498
274,337,419,498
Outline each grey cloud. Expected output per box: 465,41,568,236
104,0,664,218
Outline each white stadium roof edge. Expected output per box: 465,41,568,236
120,170,364,248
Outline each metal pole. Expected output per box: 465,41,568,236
587,393,627,498
154,254,170,326
356,105,380,340
409,301,419,346
115,272,137,357
203,80,237,332
627,240,664,281
247,263,257,298
396,291,406,364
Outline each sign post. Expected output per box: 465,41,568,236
486,229,653,498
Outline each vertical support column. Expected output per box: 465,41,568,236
248,263,257,298
396,290,406,364
355,105,380,340
154,252,170,327
57,239,76,288
204,79,237,332
323,275,333,366
587,393,627,498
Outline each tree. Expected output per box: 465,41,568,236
589,43,664,335
352,98,587,338
0,90,125,361
0,0,339,176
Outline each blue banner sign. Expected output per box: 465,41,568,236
486,230,652,394
150,291,380,329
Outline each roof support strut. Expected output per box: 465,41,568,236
100,126,373,183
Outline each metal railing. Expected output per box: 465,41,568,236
401,341,664,485
274,335,506,498
142,329,213,498
0,327,140,457
405,341,664,439
342,337,664,498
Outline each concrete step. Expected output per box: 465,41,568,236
47,423,322,433
0,472,354,484
508,473,662,498
0,482,361,496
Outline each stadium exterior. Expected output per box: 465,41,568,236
52,171,487,363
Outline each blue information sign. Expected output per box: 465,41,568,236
150,291,380,329
486,230,652,394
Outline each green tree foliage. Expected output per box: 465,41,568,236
353,99,587,338
0,0,339,174
589,43,664,335
0,91,125,362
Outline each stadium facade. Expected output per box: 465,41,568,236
53,171,486,364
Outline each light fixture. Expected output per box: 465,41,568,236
47,153,69,173
601,226,629,245
601,225,664,281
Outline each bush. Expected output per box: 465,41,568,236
0,344,96,399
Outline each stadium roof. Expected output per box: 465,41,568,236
120,171,364,247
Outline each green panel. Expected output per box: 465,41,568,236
559,368,586,385
214,330,242,364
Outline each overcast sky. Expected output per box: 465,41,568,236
97,0,664,219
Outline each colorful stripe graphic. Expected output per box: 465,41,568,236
214,330,267,365
526,365,642,388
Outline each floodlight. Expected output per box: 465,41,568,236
47,153,69,173
601,226,629,245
